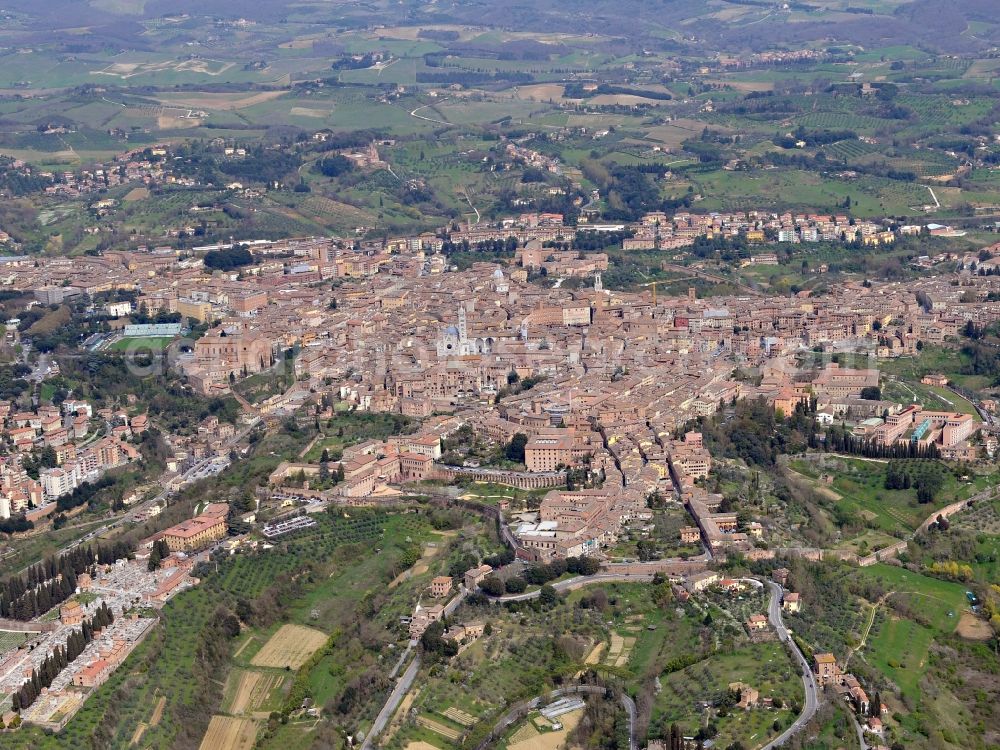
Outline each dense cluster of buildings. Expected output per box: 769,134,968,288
0,398,143,520
0,553,198,729
4,144,198,203
267,418,456,500
622,209,898,251
2,212,997,556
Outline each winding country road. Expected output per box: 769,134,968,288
761,581,821,749
409,100,451,125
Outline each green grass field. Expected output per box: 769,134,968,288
853,564,970,701
855,564,970,632
108,336,174,352
691,167,929,217
881,378,981,419
878,346,978,386
0,630,27,654
790,457,982,539
868,615,934,700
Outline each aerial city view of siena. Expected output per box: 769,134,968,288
0,0,997,749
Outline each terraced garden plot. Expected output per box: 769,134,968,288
615,635,637,667
509,721,541,744
416,715,462,740
442,706,477,726
605,632,624,663
584,641,605,664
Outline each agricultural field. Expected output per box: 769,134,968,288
198,716,259,750
250,624,328,670
692,167,930,218
222,669,288,716
0,0,994,248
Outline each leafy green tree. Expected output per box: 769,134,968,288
506,432,528,463
480,575,505,597
539,584,558,606
504,576,527,594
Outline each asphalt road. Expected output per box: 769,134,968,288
851,714,870,750
361,588,467,748
762,580,821,749
620,689,638,750
361,653,421,750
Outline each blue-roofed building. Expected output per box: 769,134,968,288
911,418,932,442
123,323,182,338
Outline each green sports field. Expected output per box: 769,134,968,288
108,336,174,352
